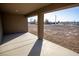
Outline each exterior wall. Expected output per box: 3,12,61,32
0,14,3,44
2,13,27,34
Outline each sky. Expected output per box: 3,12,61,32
28,6,79,22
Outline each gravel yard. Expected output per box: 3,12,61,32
28,24,79,53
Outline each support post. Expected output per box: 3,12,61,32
38,11,44,39
26,17,28,32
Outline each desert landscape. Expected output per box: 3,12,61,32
28,24,79,53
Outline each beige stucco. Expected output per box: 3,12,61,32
2,13,28,34
38,12,44,39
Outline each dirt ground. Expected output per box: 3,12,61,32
28,24,79,53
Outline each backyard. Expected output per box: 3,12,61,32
28,24,79,53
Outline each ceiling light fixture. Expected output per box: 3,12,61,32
16,10,18,12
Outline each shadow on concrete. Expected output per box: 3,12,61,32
1,32,25,45
28,39,43,56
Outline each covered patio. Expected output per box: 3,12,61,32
0,3,79,56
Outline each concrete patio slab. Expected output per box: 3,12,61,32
0,32,79,56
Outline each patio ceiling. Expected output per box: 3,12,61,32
0,3,50,14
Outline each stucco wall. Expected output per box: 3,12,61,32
2,13,27,34
0,14,3,44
